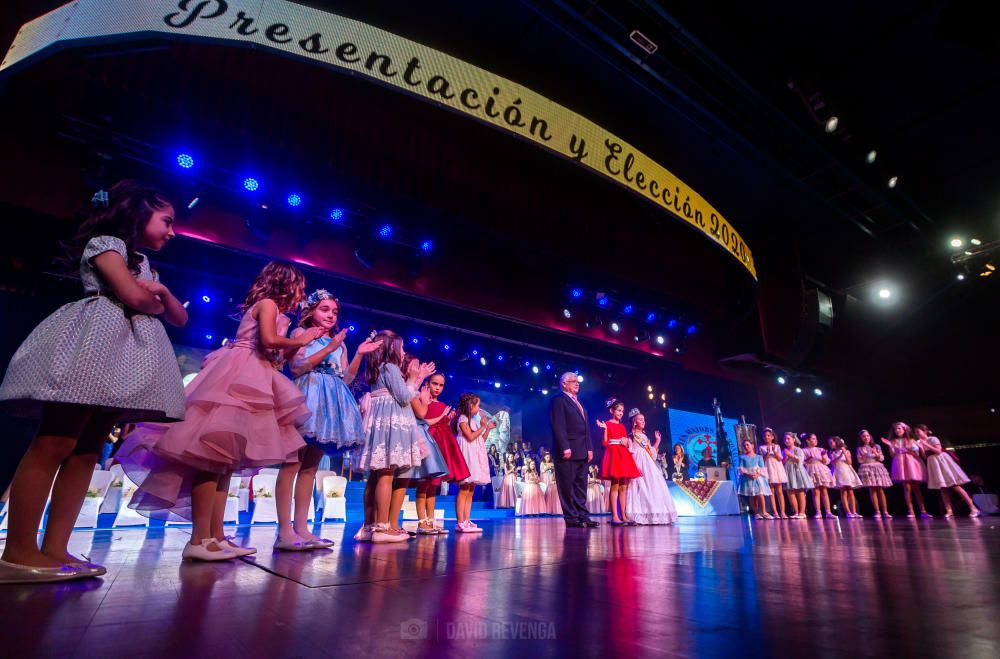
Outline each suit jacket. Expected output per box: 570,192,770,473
550,393,592,460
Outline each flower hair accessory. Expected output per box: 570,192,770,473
301,288,335,310
91,189,109,209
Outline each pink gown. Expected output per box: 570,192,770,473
545,473,563,515
519,470,546,515
117,301,309,521
497,460,518,508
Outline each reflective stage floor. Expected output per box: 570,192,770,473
1,516,998,658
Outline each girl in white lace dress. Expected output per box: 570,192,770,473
915,424,979,518
624,410,678,524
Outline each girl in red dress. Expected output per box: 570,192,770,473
597,398,641,525
421,373,469,532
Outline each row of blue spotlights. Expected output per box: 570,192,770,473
568,288,696,335
175,153,431,252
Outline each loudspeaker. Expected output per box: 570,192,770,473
785,288,833,368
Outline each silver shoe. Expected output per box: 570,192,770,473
0,559,90,584
305,538,335,549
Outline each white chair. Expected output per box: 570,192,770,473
223,477,241,523
320,475,347,521
75,470,114,528
313,469,338,517
113,473,150,527
251,474,279,523
99,465,125,515
238,476,252,512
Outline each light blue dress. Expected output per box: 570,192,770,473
357,363,424,471
396,418,449,480
292,336,365,453
737,454,772,496
783,447,815,491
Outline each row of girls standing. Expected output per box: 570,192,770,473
738,423,979,519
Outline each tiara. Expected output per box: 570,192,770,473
302,288,335,309
604,397,619,409
91,189,109,209
628,408,641,419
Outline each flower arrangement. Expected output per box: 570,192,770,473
254,488,273,499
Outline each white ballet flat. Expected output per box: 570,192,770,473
371,527,409,543
305,538,335,548
273,537,311,552
182,538,236,562
218,537,257,557
353,525,374,542
0,559,90,584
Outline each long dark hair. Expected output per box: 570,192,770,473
452,392,480,434
64,180,172,273
364,330,404,385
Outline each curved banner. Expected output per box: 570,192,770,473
2,0,756,278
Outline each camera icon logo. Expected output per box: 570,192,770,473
400,618,428,640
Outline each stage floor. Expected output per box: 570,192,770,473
1,516,998,657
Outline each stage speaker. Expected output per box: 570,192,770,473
785,288,833,368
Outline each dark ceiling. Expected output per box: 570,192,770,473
0,0,995,410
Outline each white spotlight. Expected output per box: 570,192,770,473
479,357,487,366
957,273,965,281
970,238,982,246
794,387,802,394
610,322,620,332
494,382,502,389
866,150,877,164
655,335,665,345
647,385,653,392
562,308,572,319
532,365,539,374
950,238,963,248
888,176,898,189
577,375,584,383
878,288,891,300
777,376,786,385
813,388,823,396
825,116,839,133
541,389,549,395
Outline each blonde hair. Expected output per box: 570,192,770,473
242,262,306,313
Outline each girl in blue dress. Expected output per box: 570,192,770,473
737,439,772,519
274,290,381,550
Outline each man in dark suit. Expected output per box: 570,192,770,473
550,372,598,528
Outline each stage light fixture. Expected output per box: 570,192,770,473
647,385,653,392
777,376,786,385
286,193,302,207
950,238,963,248
541,389,549,395
813,388,823,396
662,402,667,409
411,337,419,345
442,343,450,351
201,295,211,303
866,150,877,164
795,387,802,394
623,304,634,314
494,382,502,389
472,349,479,356
378,224,392,238
176,153,194,169
479,357,487,366
888,176,898,189
242,177,259,191
957,273,965,281
645,312,657,323
545,364,552,371
562,308,572,319
577,375,584,383
187,197,200,209
597,296,609,308
532,365,539,374
205,334,213,340
328,208,344,222
686,324,697,335
496,354,504,362
420,240,433,252
667,319,679,329
348,325,356,332
610,322,620,332
571,288,583,298
648,393,654,400
660,393,666,401
655,335,665,345
970,238,982,246
824,116,839,133
878,288,891,300
523,360,530,367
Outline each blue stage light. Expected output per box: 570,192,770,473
420,240,433,252
472,349,479,356
287,193,302,207
623,304,634,315
328,208,344,222
545,364,552,371
523,360,530,368
497,354,504,362
176,153,194,169
378,224,392,238
348,325,356,332
243,177,259,192
646,312,657,323
411,337,420,345
687,324,697,335
597,297,609,307
205,334,213,340
494,381,502,389
571,288,583,298
443,344,451,351
668,319,679,329
201,295,211,303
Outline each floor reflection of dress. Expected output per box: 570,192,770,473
587,466,607,514
519,459,546,515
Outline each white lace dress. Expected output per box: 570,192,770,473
624,432,678,524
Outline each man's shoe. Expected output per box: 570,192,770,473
564,520,587,528
583,520,600,528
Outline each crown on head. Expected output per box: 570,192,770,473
628,408,641,420
302,288,334,309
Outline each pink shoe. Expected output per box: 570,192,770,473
353,525,374,542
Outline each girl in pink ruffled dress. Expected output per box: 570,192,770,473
881,422,929,518
118,262,321,561
801,433,835,519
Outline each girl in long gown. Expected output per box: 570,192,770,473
497,452,518,508
624,410,678,524
518,458,546,515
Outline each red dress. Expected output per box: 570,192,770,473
427,400,470,483
600,420,641,479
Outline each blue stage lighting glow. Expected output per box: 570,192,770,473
646,312,657,323
201,295,211,303
532,365,539,374
411,337,420,345
597,297,609,307
472,349,479,356
378,224,392,238
328,208,344,221
494,382,502,389
420,240,433,252
243,177,259,191
687,324,697,335
287,193,302,207
668,319,679,329
497,354,504,361
523,360,531,368
443,344,451,351
205,334,213,340
623,304,634,314
571,288,583,298
545,364,552,371
176,153,194,169
348,325,356,332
